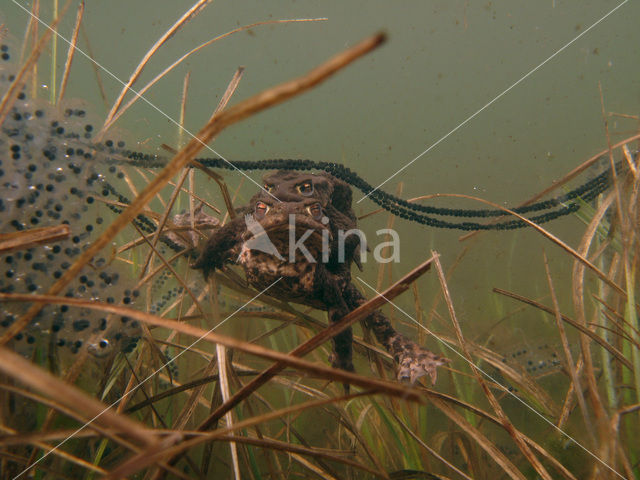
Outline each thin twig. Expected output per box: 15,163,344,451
101,0,211,130
57,0,83,103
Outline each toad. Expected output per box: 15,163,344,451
193,170,448,384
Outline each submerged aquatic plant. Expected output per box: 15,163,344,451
0,2,639,480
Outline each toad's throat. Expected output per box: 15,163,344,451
243,214,329,262
238,218,329,301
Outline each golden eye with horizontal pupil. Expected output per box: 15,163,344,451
306,202,322,220
296,181,313,196
264,184,274,192
254,201,269,219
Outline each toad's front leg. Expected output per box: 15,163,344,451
192,215,247,279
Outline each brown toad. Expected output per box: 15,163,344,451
193,170,448,383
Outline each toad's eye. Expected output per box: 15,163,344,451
306,202,322,220
264,184,274,192
297,181,313,196
254,201,269,219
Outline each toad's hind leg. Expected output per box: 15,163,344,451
313,265,354,374
327,307,355,373
342,283,449,384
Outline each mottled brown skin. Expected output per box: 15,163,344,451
193,171,448,384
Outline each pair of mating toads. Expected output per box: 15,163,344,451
186,170,448,385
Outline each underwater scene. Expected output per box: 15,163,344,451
1,1,639,478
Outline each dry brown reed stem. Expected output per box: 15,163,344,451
142,65,243,278
0,384,149,464
56,0,83,103
570,178,615,459
0,0,72,126
0,292,425,401
198,253,433,432
0,225,70,254
0,425,106,475
214,435,385,478
131,223,205,316
392,413,474,480
430,193,624,295
135,248,188,288
22,347,94,471
18,0,37,66
101,0,211,130
179,71,190,148
599,83,624,233
543,251,596,445
465,338,558,415
105,392,374,479
27,0,39,99
0,347,156,447
431,252,552,480
459,132,640,242
139,167,190,277
0,392,114,475
621,144,638,178
103,19,325,131
428,396,527,480
191,160,238,219
0,31,387,345
0,424,95,447
199,66,245,218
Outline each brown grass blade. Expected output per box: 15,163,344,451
467,340,558,416
392,413,474,480
217,435,385,478
493,287,632,370
0,224,70,254
438,193,624,295
142,65,243,276
428,396,527,480
101,0,211,130
79,24,108,109
56,0,83,103
0,425,106,475
105,392,372,479
570,176,617,434
104,18,326,130
543,250,595,444
458,133,640,242
0,292,425,401
0,383,137,449
0,347,156,448
0,0,72,125
432,252,552,480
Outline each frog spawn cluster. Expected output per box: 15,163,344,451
0,42,173,359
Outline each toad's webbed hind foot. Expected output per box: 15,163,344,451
390,335,449,384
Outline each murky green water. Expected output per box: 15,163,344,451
1,2,638,475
